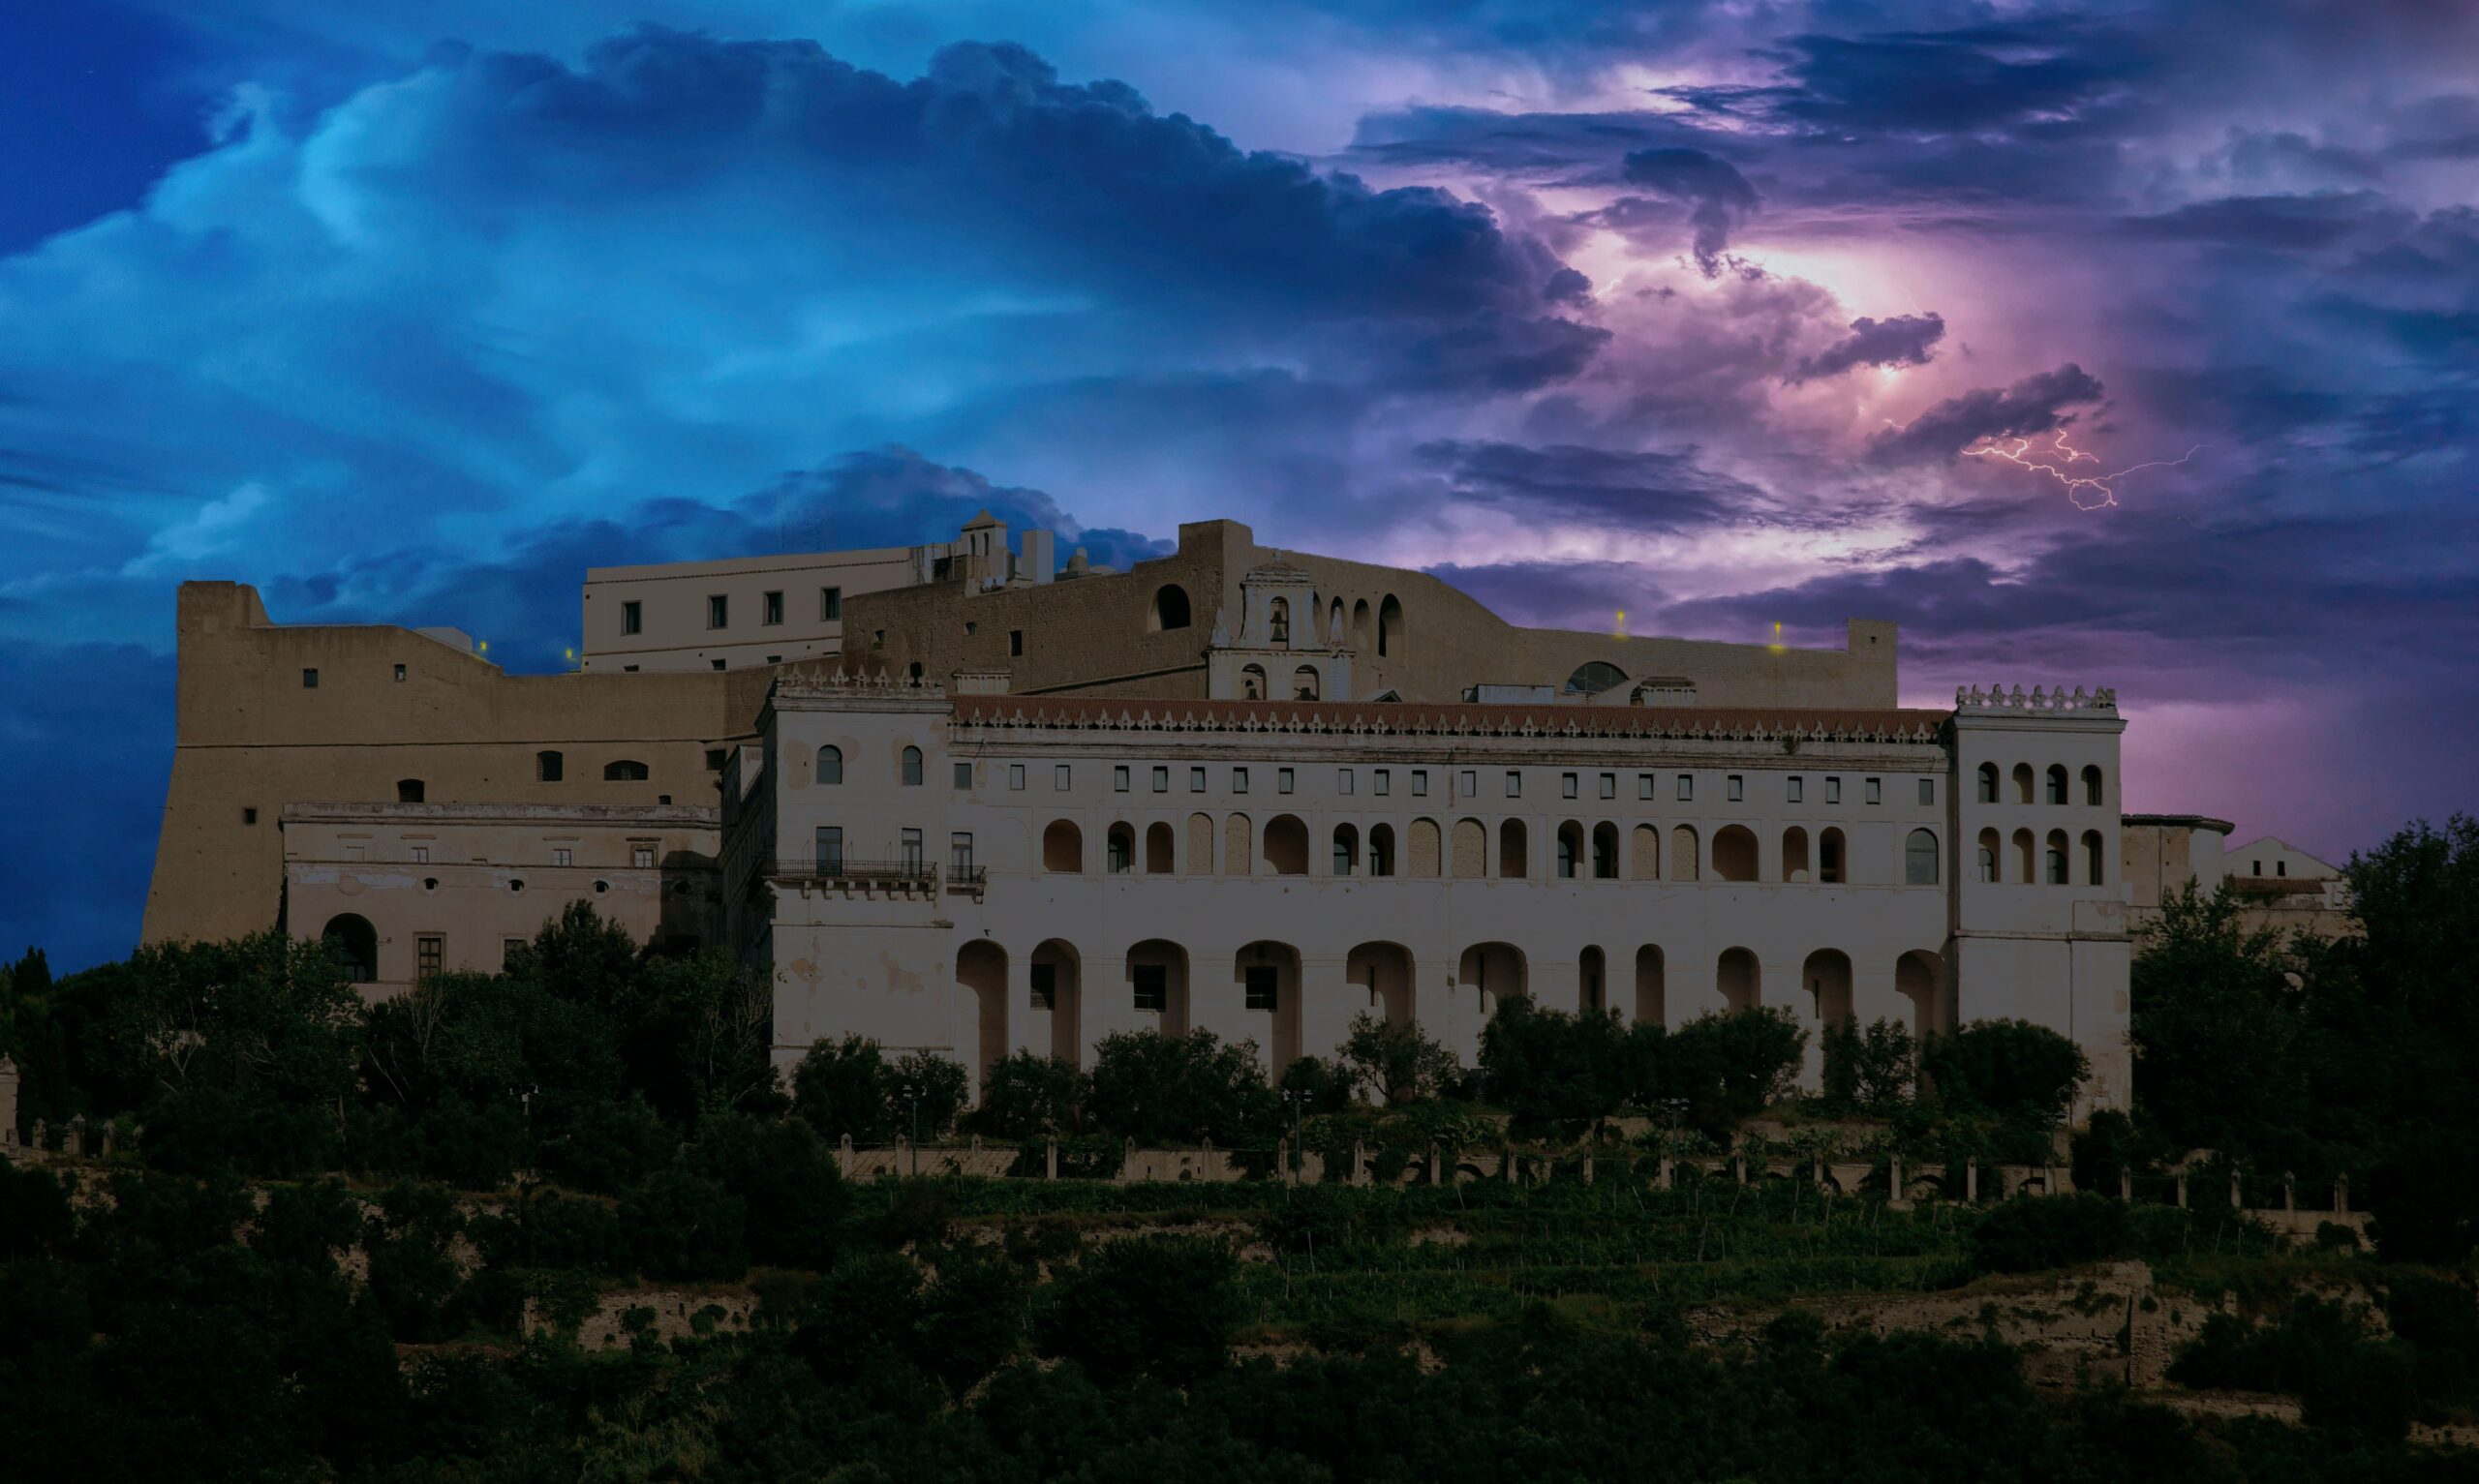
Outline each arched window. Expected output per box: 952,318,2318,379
1265,814,1309,875
1292,665,1320,701
1269,596,1291,644
2044,830,2069,885
1150,584,1193,632
1043,820,1084,873
1906,829,1940,885
907,660,924,683
2045,765,2068,805
1976,830,1999,884
1976,762,1998,803
2013,828,2036,883
1712,825,1758,882
1819,827,1846,885
2012,763,2035,804
1369,823,1395,877
1782,826,1811,883
1146,822,1176,874
321,913,378,984
2082,830,2105,886
1669,824,1699,882
1186,814,1215,873
1451,818,1485,877
536,750,564,783
1562,660,1628,695
901,745,924,786
1555,821,1582,879
1630,823,1660,879
397,777,426,803
1498,819,1529,879
1330,598,1345,644
1332,823,1360,876
2082,766,2104,806
1240,663,1267,700
1717,948,1760,1013
1591,822,1619,879
1580,946,1607,1014
602,761,648,782
1106,823,1135,874
1378,594,1403,658
816,745,843,785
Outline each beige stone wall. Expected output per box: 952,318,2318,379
284,802,719,995
143,583,765,948
581,546,923,673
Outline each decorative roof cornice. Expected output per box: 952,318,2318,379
948,695,1951,744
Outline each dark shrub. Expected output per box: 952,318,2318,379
621,1167,748,1282
1971,1193,2132,1274
973,1052,1088,1138
1036,1236,1243,1386
1922,1019,2088,1126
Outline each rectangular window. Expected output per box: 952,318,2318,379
393,663,407,681
900,828,923,872
1412,770,1427,797
707,594,728,629
1374,769,1391,797
1009,764,1025,791
1233,767,1249,794
1115,765,1131,793
820,587,842,621
1826,776,1842,804
815,827,843,874
1152,766,1170,793
302,668,319,688
1055,764,1072,791
1638,773,1654,801
1562,772,1578,800
552,847,572,867
1676,774,1694,802
950,833,974,876
1865,777,1882,804
1132,963,1168,1013
1786,776,1802,803
1458,770,1476,798
504,939,525,971
1190,767,1207,792
622,600,643,635
411,845,429,863
1339,768,1355,796
1279,768,1295,794
1029,962,1056,1010
632,845,655,868
711,658,726,671
954,761,973,789
1505,771,1522,798
415,935,443,983
1010,629,1024,656
762,591,783,625
1729,774,1745,803
243,807,259,825
1244,965,1278,1012
705,748,728,771
1919,778,1936,805
1600,772,1616,800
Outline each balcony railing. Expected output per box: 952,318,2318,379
762,857,937,887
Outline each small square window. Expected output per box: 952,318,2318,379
1234,767,1250,794
1786,776,1802,803
1918,778,1936,805
632,846,655,868
1638,773,1654,800
1562,772,1578,799
1412,770,1428,797
705,748,727,771
415,935,444,983
1826,776,1842,804
393,663,407,681
707,594,728,629
1866,777,1882,804
1009,629,1025,656
412,845,429,863
1459,770,1477,797
1599,772,1616,800
1339,768,1355,796
302,668,319,689
820,587,842,621
242,807,259,825
1055,764,1071,790
711,658,726,671
553,847,572,867
1279,768,1295,794
763,591,784,625
1115,766,1130,793
964,621,977,636
1505,771,1522,798
1009,764,1026,791
1374,769,1391,797
1729,774,1745,803
1676,774,1694,802
1152,766,1170,793
622,599,643,635
954,761,973,789
1190,767,1206,792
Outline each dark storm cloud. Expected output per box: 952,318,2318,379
1619,147,1759,275
1736,25,2138,135
1414,439,1770,534
1869,365,2106,465
1423,559,1666,634
2123,192,2417,252
1786,313,1945,384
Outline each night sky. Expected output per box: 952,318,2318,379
5,2,2475,970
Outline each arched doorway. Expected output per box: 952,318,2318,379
957,941,1008,1094
1347,941,1415,1030
1459,941,1526,1014
1236,941,1302,1071
1802,949,1853,1028
1895,950,1949,1038
1579,946,1607,1013
1127,939,1191,1037
1634,946,1666,1025
1717,947,1760,1013
1031,939,1083,1065
321,913,378,984
1264,814,1309,875
1712,826,1759,882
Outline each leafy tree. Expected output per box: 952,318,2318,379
1921,1019,2088,1126
362,1182,469,1343
1821,1016,1916,1114
1086,1029,1276,1145
1478,996,1629,1135
1275,1053,1352,1116
1971,1193,2133,1273
791,1034,889,1140
684,1112,848,1269
622,1166,749,1281
626,948,780,1120
1336,1012,1460,1105
1036,1236,1242,1386
2131,883,2306,1157
885,1050,970,1140
973,1051,1088,1138
1666,1007,1808,1123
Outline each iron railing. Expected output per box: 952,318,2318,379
761,857,936,886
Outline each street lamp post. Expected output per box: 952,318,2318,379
901,1081,922,1174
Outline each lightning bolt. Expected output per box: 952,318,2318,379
1961,432,2201,511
